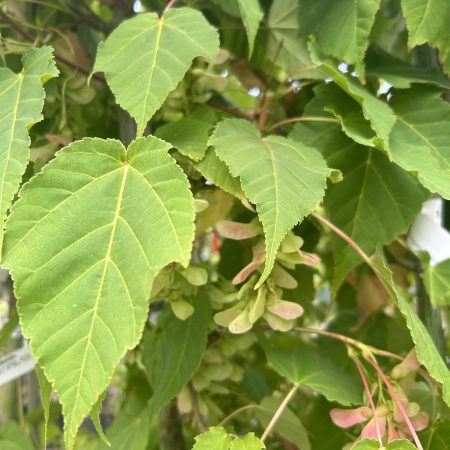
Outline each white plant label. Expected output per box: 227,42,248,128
0,346,36,386
408,198,450,265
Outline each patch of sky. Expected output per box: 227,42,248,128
248,87,261,97
133,0,142,13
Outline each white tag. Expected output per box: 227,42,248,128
0,346,36,386
420,197,443,226
408,199,450,265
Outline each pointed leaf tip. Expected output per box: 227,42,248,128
94,8,219,136
209,119,331,287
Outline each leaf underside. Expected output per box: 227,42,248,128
209,118,330,287
94,8,219,136
0,46,58,257
3,136,194,449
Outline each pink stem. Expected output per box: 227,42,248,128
352,357,383,444
367,359,423,450
164,0,177,11
311,212,373,267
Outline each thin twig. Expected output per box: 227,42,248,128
298,217,435,384
311,212,373,267
207,100,254,120
351,355,383,445
311,211,398,302
257,39,283,130
296,326,365,349
296,325,434,386
219,404,262,427
287,65,319,79
295,327,403,361
164,0,177,12
61,0,111,33
269,116,339,131
0,10,35,42
0,10,105,83
367,358,424,450
309,213,439,383
187,382,207,432
260,384,299,442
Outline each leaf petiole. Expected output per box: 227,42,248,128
260,384,299,442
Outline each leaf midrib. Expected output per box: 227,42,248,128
259,139,280,284
0,74,23,250
68,163,130,435
138,17,164,136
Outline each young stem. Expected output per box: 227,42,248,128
296,326,433,385
367,358,424,450
269,116,339,131
260,384,299,442
206,100,254,120
308,214,436,384
311,212,398,301
219,404,262,427
351,356,383,444
257,40,283,130
311,212,373,267
295,327,403,361
164,0,177,12
187,382,207,432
